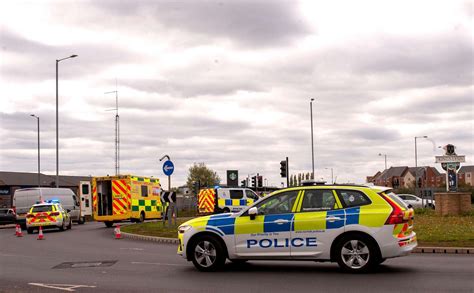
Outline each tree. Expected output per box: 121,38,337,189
186,163,220,192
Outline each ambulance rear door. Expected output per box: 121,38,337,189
79,181,92,217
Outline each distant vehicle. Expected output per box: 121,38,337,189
93,175,163,227
13,188,81,228
26,201,72,233
197,187,261,214
398,194,435,209
0,208,16,225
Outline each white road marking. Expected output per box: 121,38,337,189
131,261,187,267
120,247,144,251
28,283,96,292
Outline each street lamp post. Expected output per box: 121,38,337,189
310,98,315,179
415,136,428,207
378,153,387,170
325,167,334,184
56,54,78,188
30,114,40,187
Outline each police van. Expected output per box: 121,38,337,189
197,187,260,214
179,184,417,273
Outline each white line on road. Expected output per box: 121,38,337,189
120,247,144,251
131,261,187,267
28,283,96,292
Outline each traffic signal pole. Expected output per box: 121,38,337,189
286,157,289,187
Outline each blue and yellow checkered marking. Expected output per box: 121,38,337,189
203,208,365,236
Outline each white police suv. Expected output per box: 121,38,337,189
178,184,416,273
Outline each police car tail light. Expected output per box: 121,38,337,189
381,193,407,225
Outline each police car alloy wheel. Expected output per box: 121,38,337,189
191,235,225,272
335,235,378,273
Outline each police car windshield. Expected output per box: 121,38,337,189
32,205,54,213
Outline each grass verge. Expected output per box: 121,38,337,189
414,209,474,247
121,210,474,247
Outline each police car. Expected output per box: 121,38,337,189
26,201,72,233
178,184,416,273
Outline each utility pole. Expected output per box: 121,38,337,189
105,86,120,176
310,98,315,179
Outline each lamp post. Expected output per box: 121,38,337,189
56,54,78,188
325,167,334,184
310,98,315,179
415,136,428,206
378,153,387,170
30,114,40,187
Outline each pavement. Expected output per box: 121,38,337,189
1,222,473,293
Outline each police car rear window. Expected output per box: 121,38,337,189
336,190,371,208
32,205,54,213
383,192,409,209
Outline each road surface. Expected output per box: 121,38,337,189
1,222,473,292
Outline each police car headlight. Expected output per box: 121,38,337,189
178,225,191,234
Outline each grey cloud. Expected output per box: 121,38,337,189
88,0,312,48
0,29,139,82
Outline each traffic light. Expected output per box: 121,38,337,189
241,180,246,187
251,176,256,187
280,160,287,178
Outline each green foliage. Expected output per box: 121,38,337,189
185,163,220,191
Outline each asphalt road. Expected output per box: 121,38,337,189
1,222,473,293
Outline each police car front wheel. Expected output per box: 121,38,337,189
335,235,378,273
191,235,226,272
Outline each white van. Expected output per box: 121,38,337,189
13,188,82,228
79,181,92,220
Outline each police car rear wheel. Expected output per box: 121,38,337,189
336,235,377,273
191,236,225,272
67,219,72,229
59,221,66,231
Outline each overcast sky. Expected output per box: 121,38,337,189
0,0,472,187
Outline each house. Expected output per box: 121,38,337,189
458,165,474,186
372,166,408,188
0,171,90,208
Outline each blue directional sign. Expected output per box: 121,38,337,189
162,160,174,176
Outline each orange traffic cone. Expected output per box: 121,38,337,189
114,224,122,239
37,226,44,240
15,224,19,236
17,225,23,237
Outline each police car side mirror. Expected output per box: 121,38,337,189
248,207,258,220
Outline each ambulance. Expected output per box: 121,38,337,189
92,175,162,227
197,187,260,214
178,183,417,273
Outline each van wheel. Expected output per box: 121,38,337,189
27,228,33,234
104,221,114,228
335,234,378,273
191,235,226,272
139,212,145,223
78,217,85,224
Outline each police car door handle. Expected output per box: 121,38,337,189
327,216,342,222
274,219,289,225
